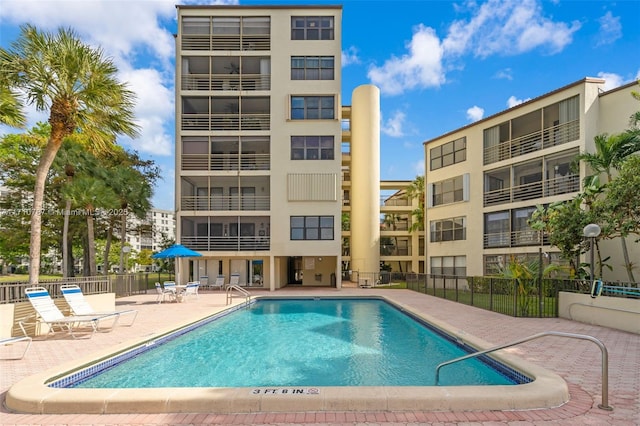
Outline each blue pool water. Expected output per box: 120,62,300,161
69,298,525,388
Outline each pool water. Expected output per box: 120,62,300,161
72,298,520,388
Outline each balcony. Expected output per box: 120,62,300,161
484,120,579,165
181,235,270,251
181,113,270,131
483,230,549,248
182,73,271,91
181,195,270,211
484,173,579,206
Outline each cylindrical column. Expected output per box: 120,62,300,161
350,85,380,274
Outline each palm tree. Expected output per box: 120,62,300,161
62,175,119,276
407,175,425,232
577,132,640,282
0,25,138,285
0,87,26,128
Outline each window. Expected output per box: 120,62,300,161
291,216,334,240
291,96,335,120
291,16,334,40
430,137,466,170
430,256,466,276
291,136,334,160
484,211,510,247
430,216,466,242
430,175,465,207
291,56,334,80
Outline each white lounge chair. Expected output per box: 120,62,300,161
228,273,240,288
22,287,117,338
60,284,138,326
0,336,32,360
155,282,176,303
209,275,225,291
182,282,200,302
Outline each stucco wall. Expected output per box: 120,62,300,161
558,292,640,334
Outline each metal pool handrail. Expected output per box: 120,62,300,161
434,331,613,411
226,284,251,306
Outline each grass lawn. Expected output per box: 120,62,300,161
0,274,62,283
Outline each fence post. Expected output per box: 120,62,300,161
470,276,474,306
513,280,518,317
489,278,493,311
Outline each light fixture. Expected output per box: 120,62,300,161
583,223,601,284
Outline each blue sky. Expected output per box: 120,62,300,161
1,0,639,211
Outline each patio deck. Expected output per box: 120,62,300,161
1,286,638,425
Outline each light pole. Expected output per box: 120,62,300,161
583,223,601,283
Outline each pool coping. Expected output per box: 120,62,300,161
5,295,569,414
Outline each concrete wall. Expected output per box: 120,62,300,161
0,293,115,338
558,292,640,334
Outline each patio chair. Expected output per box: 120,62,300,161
22,287,118,338
155,282,176,304
209,275,225,291
227,273,240,288
163,281,177,295
181,282,200,302
60,284,138,326
0,336,32,360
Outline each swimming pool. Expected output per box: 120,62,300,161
70,298,520,388
6,295,569,414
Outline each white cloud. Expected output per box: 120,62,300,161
597,72,624,91
595,11,622,46
342,46,360,66
443,0,581,58
494,68,513,80
507,95,531,108
367,24,445,95
368,0,580,96
466,105,484,122
413,160,425,176
117,67,174,155
381,111,407,137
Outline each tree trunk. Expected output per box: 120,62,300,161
87,210,96,276
103,216,114,275
28,132,65,286
620,237,636,283
62,198,71,278
119,208,127,273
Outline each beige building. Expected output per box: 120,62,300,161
423,78,639,282
175,5,352,289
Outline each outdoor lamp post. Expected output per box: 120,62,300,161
583,223,601,283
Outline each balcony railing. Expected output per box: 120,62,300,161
181,113,270,131
181,195,270,211
181,153,270,171
182,35,270,51
484,120,579,165
182,73,271,91
181,235,270,251
484,174,579,206
483,230,548,248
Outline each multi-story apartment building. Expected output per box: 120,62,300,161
126,208,176,253
423,78,639,282
175,5,359,289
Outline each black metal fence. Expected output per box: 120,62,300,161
405,273,638,318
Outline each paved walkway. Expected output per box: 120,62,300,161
1,286,638,425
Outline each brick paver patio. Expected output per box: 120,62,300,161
1,286,638,425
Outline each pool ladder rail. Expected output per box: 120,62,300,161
434,331,612,411
226,284,251,306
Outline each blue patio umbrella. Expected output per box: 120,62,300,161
152,244,202,283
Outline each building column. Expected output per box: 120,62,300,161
350,85,380,274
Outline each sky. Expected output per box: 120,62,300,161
1,0,639,211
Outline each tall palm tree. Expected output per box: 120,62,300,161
0,25,138,285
